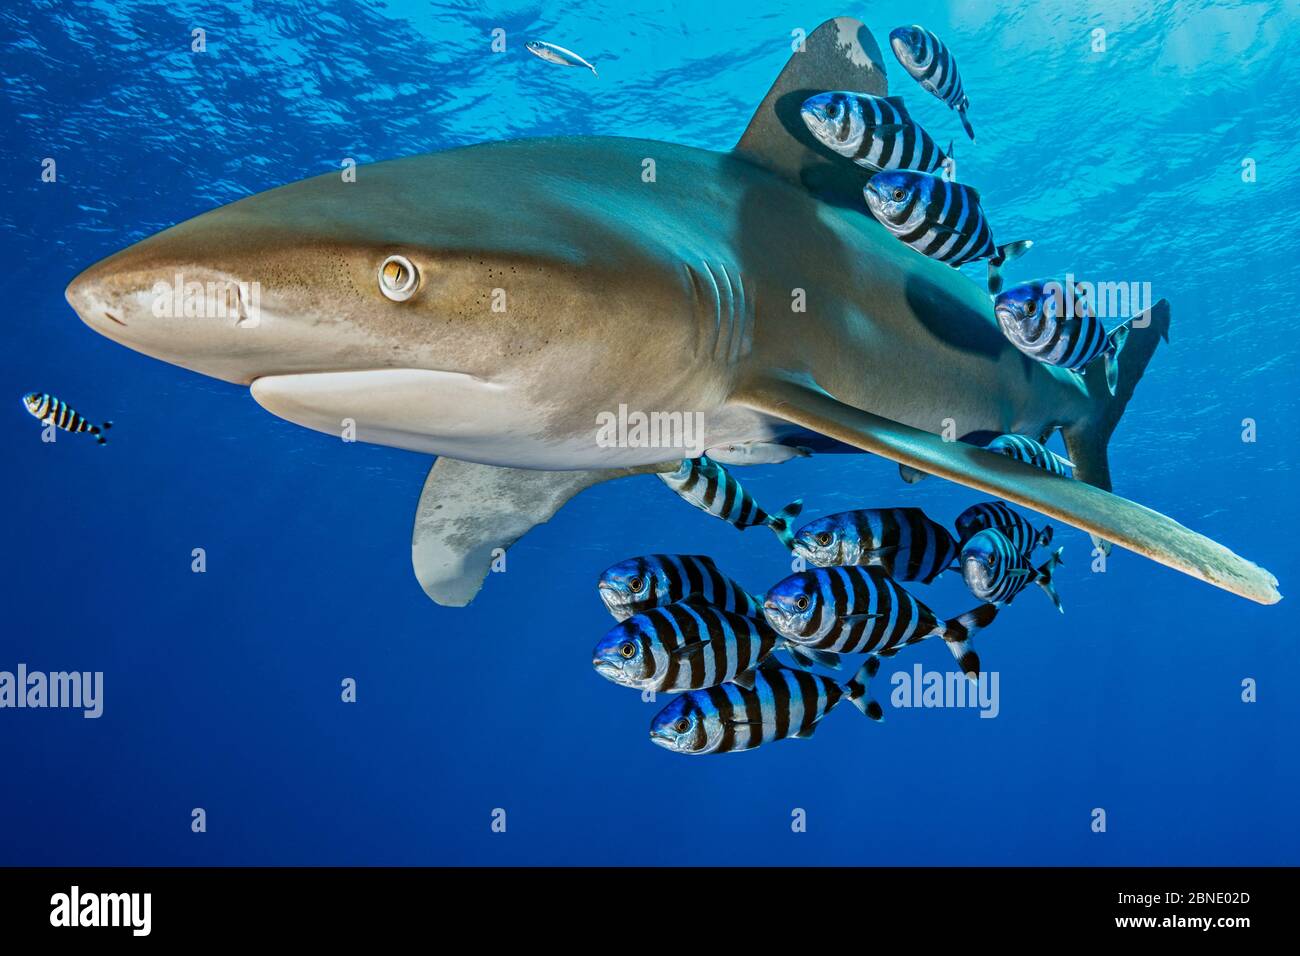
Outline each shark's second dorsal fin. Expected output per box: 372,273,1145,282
734,17,889,207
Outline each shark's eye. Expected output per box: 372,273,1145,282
628,576,645,593
816,532,833,547
379,255,419,302
620,642,636,659
1025,299,1038,317
892,187,906,202
674,718,690,734
794,595,810,611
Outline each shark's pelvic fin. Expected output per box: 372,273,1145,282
733,371,1281,606
734,16,889,207
412,458,668,607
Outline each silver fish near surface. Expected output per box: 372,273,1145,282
704,440,811,465
961,528,1064,612
862,170,1031,293
525,40,598,76
800,91,954,177
791,507,959,584
763,565,997,678
994,279,1132,396
954,501,1053,557
598,553,762,622
648,659,882,755
658,455,802,550
986,434,1074,477
21,393,112,444
888,25,975,142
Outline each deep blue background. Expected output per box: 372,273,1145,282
1,0,1296,864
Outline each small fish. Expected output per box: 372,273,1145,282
862,170,1031,293
648,658,882,755
658,455,802,549
888,25,975,142
986,433,1074,477
594,603,794,693
763,566,997,678
954,501,1053,556
704,440,811,465
791,507,959,584
597,554,763,622
525,40,598,76
800,91,954,178
961,528,1064,612
994,279,1132,396
22,393,111,444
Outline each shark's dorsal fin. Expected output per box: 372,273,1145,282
734,17,889,207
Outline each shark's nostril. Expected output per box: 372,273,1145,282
102,309,127,327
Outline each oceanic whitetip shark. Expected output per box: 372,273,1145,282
64,17,1280,608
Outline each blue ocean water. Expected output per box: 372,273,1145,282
1,0,1297,865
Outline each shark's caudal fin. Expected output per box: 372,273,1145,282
412,459,669,607
734,17,889,207
733,372,1280,605
1063,299,1171,491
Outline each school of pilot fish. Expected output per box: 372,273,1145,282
588,24,1137,755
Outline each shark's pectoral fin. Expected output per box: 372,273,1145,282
733,374,1280,605
412,458,668,607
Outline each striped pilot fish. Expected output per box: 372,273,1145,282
648,659,882,755
22,393,111,444
763,566,997,679
791,507,959,584
658,455,802,550
525,40,598,76
800,92,954,178
994,279,1132,396
985,434,1074,477
598,554,761,622
954,501,1053,556
961,529,1064,613
862,170,1031,293
889,25,975,142
593,603,817,693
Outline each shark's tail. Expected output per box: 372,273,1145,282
1062,299,1171,490
766,499,803,550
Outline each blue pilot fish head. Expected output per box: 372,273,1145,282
597,556,663,621
649,694,720,754
592,619,653,688
889,26,926,70
863,170,928,229
961,528,1008,598
762,572,823,643
800,92,864,157
994,280,1066,348
790,516,854,567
